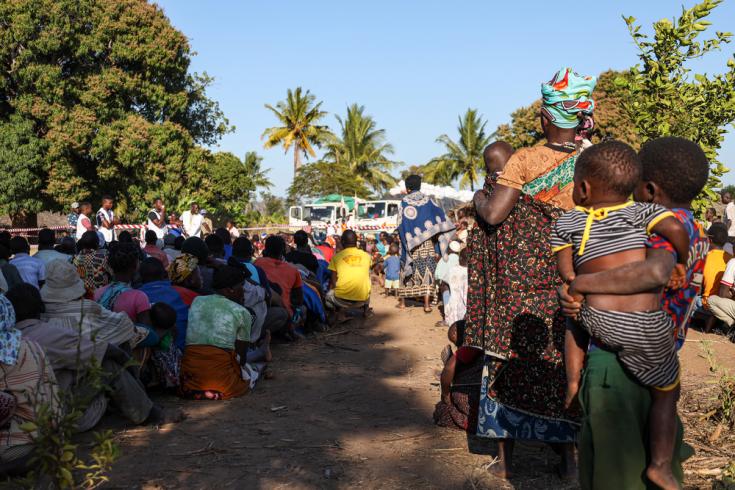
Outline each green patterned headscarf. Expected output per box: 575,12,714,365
541,68,597,129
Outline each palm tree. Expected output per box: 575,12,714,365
424,108,492,190
242,151,272,190
261,87,333,175
324,103,397,194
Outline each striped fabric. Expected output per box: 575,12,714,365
0,340,59,459
551,201,673,268
580,305,679,388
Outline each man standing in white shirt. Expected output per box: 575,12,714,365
326,221,337,237
96,195,117,243
181,202,203,238
147,198,168,239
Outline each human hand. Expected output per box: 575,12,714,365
558,282,583,319
667,263,687,289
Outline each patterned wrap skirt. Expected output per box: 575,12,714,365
397,240,437,298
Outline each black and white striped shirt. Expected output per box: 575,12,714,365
551,201,673,268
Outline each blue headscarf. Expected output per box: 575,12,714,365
0,294,21,365
541,68,597,129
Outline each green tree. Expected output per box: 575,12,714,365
193,151,271,221
324,104,397,193
423,109,492,190
262,87,333,176
494,70,640,150
0,0,230,226
621,0,735,212
287,160,371,202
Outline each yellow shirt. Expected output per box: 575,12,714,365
328,247,372,302
702,249,732,302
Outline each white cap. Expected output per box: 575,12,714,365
449,241,461,253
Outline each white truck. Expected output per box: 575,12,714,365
288,197,401,231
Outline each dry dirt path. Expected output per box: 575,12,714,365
102,292,735,489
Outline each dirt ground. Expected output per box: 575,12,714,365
100,292,735,490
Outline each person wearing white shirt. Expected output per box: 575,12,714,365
724,191,735,236
707,257,735,327
226,220,240,240
180,202,203,238
95,196,116,243
9,236,46,289
325,221,337,237
75,202,95,240
147,198,168,239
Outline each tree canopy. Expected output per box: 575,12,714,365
323,104,397,194
0,0,231,225
288,160,371,202
620,0,735,211
494,70,640,150
422,109,492,190
262,87,333,176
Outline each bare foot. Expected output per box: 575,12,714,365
487,458,512,479
262,331,273,362
646,464,680,490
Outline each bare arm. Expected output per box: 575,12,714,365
718,283,734,300
473,184,521,226
570,248,675,296
556,247,576,283
650,216,689,264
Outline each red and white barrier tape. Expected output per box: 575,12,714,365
5,223,393,235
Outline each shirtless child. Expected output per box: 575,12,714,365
552,141,689,490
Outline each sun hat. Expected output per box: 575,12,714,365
40,259,87,303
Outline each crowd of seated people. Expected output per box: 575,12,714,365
0,223,381,472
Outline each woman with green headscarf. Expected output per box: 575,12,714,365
466,68,596,479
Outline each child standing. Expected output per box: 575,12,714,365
444,248,468,327
383,243,401,296
553,141,690,490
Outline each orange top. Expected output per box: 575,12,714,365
496,145,576,211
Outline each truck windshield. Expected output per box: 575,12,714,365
358,202,386,219
304,206,333,222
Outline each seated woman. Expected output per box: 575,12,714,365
94,242,152,324
0,294,59,474
41,259,139,347
180,266,260,400
7,284,179,428
433,321,483,433
72,231,113,298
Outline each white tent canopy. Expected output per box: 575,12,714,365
388,180,475,203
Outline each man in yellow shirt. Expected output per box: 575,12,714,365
327,230,372,322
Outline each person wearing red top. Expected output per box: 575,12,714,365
255,236,303,318
142,230,170,269
316,243,335,264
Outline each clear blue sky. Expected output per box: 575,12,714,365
155,0,735,197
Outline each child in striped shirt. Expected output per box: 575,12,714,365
552,141,690,489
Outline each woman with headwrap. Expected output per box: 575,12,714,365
0,294,59,473
466,68,596,479
396,175,456,313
